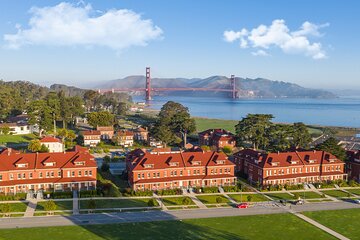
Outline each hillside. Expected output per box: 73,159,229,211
98,76,337,99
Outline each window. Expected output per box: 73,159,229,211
10,174,13,180
138,173,141,179
89,170,92,176
180,170,183,176
39,172,43,178
46,172,50,178
78,171,82,176
0,175,2,181
18,173,21,179
153,172,156,177
58,171,61,177
142,173,145,178
29,173,33,179
220,169,222,174
84,171,88,176
193,170,196,175
174,171,177,176
71,171,75,177
22,173,26,179
153,172,156,178
157,172,160,178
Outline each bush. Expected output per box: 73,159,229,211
223,186,240,192
182,197,192,205
293,193,300,199
79,190,100,198
247,195,253,202
0,203,11,214
284,184,304,191
156,188,182,196
201,187,219,194
222,146,232,154
44,200,57,212
122,188,153,197
52,191,73,199
216,197,223,203
147,199,157,207
101,162,110,172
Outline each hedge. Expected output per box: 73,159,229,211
0,193,26,201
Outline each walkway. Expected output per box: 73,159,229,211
73,191,79,215
293,212,350,240
153,193,168,210
183,190,207,209
308,184,338,202
219,187,237,204
24,199,37,217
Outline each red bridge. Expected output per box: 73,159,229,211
98,67,238,100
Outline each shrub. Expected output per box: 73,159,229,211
52,191,73,199
80,190,100,198
293,193,300,199
147,199,157,207
201,187,219,194
247,195,253,202
156,188,182,196
223,186,240,192
103,156,111,163
0,203,11,214
284,184,304,191
182,197,192,205
44,200,57,212
222,146,232,154
101,162,110,172
216,196,223,203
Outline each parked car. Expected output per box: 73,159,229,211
293,199,304,205
236,203,249,209
353,199,360,204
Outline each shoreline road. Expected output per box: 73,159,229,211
0,201,358,229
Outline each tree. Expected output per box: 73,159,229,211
268,124,292,151
235,114,274,150
101,162,110,172
0,203,11,217
152,125,174,148
153,101,196,147
45,92,61,133
27,100,53,135
44,200,57,215
216,196,223,203
84,90,100,111
222,146,232,154
0,126,10,135
40,144,49,153
28,139,42,152
87,199,96,213
182,197,192,205
87,111,114,127
290,122,312,149
147,198,157,207
247,195,253,202
200,145,210,151
316,137,347,161
116,102,128,116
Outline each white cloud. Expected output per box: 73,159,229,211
251,50,269,57
223,19,329,59
3,2,163,50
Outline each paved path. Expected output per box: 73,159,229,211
24,199,37,218
73,191,79,215
185,191,207,209
293,212,350,240
1,201,359,229
219,187,237,204
153,193,168,210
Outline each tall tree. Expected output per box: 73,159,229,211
28,139,42,152
290,122,312,149
87,111,114,127
27,100,53,135
268,124,291,151
235,114,274,150
45,92,61,133
316,137,347,161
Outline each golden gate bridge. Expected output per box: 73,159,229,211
98,67,238,101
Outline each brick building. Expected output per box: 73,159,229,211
133,127,149,142
126,148,236,191
96,126,114,140
233,149,346,186
198,129,236,149
0,146,97,194
347,150,360,182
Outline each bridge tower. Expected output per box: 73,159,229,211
230,75,236,99
145,67,151,101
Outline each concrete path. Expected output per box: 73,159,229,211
73,191,79,215
24,199,37,217
152,193,168,210
308,184,338,202
293,212,350,240
218,186,237,204
185,191,207,209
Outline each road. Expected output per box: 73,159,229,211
0,201,359,229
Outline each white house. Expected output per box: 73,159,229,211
40,136,64,153
0,123,32,135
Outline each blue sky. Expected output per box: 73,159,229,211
0,0,359,89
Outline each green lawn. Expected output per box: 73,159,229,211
304,209,360,239
0,214,334,240
194,118,237,133
36,201,73,211
161,197,195,206
0,202,28,213
0,134,36,144
196,195,230,204
346,188,360,196
265,192,295,200
290,191,324,199
228,194,268,202
80,199,156,209
320,190,350,198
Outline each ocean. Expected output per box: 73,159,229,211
132,95,360,128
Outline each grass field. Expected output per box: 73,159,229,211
346,188,360,196
194,118,237,133
265,192,295,200
196,195,230,204
290,191,324,199
304,209,360,239
0,134,36,144
36,201,73,211
320,190,350,198
0,213,335,240
161,197,195,206
0,202,28,213
228,194,268,202
79,199,156,209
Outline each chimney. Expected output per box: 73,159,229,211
7,148,11,156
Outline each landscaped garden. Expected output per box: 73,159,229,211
195,195,230,204
79,198,157,209
228,193,268,202
0,213,335,240
161,197,195,206
319,190,350,198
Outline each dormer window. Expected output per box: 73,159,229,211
309,160,315,164
216,160,225,164
290,161,297,165
271,162,279,166
75,161,85,166
44,162,55,167
169,162,179,167
191,161,201,165
16,163,28,168
144,164,154,169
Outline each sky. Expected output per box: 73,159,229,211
0,0,359,90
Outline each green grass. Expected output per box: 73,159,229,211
320,190,350,198
304,209,360,239
228,194,268,202
80,199,156,209
265,192,295,200
0,214,334,240
346,188,360,196
290,191,324,199
194,117,237,133
0,133,37,144
161,197,195,206
0,202,28,212
36,201,73,211
196,195,230,204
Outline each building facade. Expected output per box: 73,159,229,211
133,127,149,142
40,136,64,153
126,148,236,191
82,130,101,147
0,123,32,135
347,150,360,182
0,146,97,194
198,129,236,149
233,149,346,186
113,130,134,147
96,126,114,140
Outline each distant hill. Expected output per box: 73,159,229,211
98,75,337,99
50,84,88,97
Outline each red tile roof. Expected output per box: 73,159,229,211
82,130,101,136
40,136,62,143
96,126,114,131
